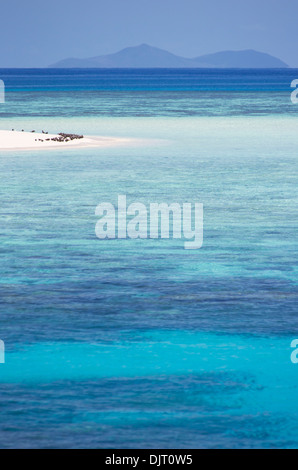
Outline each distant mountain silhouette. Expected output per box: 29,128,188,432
50,44,288,69
192,49,288,68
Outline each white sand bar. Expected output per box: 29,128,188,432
0,130,135,151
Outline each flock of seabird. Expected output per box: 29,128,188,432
11,129,84,143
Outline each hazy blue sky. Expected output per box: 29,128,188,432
1,0,298,67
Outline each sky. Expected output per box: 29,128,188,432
1,0,298,67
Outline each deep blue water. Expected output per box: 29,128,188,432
0,69,297,448
1,68,298,91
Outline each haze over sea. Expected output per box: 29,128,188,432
0,69,297,449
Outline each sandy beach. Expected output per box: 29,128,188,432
0,130,134,151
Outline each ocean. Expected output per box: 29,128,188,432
0,69,297,448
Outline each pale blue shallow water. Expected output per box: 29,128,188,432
0,70,297,448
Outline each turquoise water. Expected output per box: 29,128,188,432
0,70,297,448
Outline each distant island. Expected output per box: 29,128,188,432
50,44,288,69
